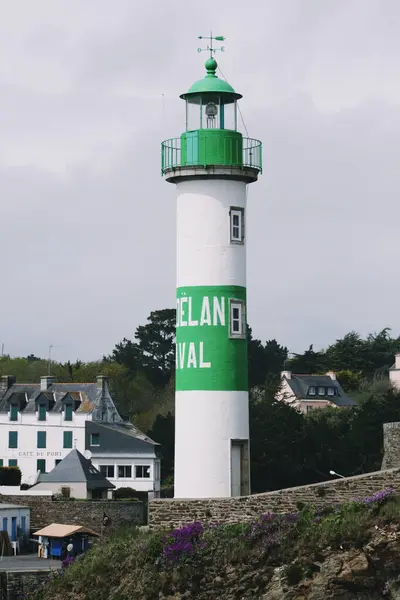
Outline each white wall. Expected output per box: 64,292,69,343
33,481,88,499
0,410,88,485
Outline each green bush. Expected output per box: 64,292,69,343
0,466,21,486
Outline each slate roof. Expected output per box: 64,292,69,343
35,449,115,490
85,421,159,456
284,374,357,407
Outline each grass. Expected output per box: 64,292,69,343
29,488,400,600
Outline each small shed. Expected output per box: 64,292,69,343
0,503,30,552
33,523,99,559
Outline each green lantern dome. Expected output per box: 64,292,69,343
180,58,242,104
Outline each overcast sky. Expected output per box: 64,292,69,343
1,0,400,362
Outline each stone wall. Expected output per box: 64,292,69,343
0,495,144,532
1,570,52,600
381,422,400,469
149,468,400,530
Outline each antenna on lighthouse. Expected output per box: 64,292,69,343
197,32,225,57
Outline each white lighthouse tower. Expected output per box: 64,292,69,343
161,36,262,499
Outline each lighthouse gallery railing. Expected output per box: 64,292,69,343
161,136,262,175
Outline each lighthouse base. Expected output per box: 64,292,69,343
174,390,250,499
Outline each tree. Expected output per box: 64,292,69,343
264,339,288,380
288,345,326,373
147,412,175,482
247,327,266,388
112,338,141,375
135,309,175,386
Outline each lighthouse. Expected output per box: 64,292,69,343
161,36,262,499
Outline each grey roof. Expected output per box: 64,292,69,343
36,449,115,490
0,504,30,510
85,421,159,456
284,374,357,407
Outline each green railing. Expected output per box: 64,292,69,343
161,134,262,175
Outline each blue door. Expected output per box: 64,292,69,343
21,516,26,536
11,517,17,542
2,518,7,535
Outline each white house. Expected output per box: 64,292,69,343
0,375,161,496
0,503,30,550
276,371,357,414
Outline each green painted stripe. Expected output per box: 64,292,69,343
176,285,248,391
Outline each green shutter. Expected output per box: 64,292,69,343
8,460,17,467
37,431,46,449
63,431,73,448
10,405,18,421
0,460,3,467
8,432,18,449
64,405,73,421
37,459,46,473
38,405,46,421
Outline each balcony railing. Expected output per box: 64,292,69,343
161,135,262,175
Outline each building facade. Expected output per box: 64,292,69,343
0,375,161,495
276,370,357,414
161,42,262,498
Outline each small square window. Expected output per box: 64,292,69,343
64,405,73,421
38,405,46,421
8,460,17,467
118,465,132,478
37,431,46,449
100,465,115,478
229,299,245,338
10,405,18,422
327,387,335,396
309,387,316,396
230,207,244,243
135,465,150,479
90,433,100,447
318,387,325,396
37,459,46,474
8,432,18,449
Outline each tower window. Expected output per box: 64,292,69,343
38,405,46,421
230,207,244,243
229,300,245,339
10,405,18,421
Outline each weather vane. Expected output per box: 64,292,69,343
197,32,225,58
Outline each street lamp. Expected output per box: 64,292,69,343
329,469,345,479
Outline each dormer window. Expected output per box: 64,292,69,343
10,405,18,422
64,405,73,421
38,405,46,421
327,387,335,396
309,387,316,396
318,387,325,396
90,433,100,447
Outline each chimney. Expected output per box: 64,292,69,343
0,376,16,396
327,371,337,381
395,353,400,370
281,370,291,380
40,376,56,391
96,375,109,393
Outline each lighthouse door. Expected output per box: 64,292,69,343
230,442,242,497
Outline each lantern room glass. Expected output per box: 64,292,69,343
185,96,238,132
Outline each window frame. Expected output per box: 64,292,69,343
100,465,115,478
9,405,18,422
37,431,46,449
8,460,17,467
229,207,245,244
90,433,100,447
37,459,46,474
229,299,245,339
135,465,151,479
318,387,325,396
63,431,73,449
8,431,18,449
118,465,132,478
327,387,335,396
308,386,316,396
